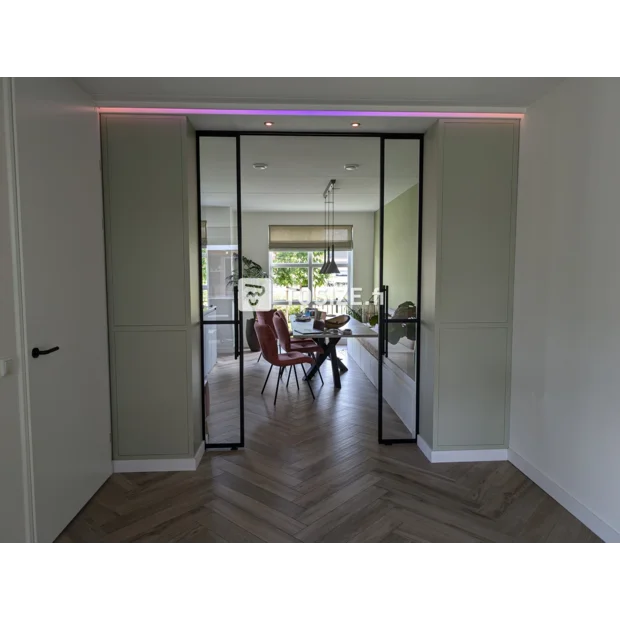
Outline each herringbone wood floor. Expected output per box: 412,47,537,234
56,349,599,543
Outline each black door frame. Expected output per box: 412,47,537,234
196,129,424,450
377,135,423,444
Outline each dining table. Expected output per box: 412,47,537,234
290,316,378,389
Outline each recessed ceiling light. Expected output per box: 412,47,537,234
253,163,268,170
264,121,274,127
344,164,359,171
351,122,361,127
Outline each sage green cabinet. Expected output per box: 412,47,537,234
420,120,519,452
101,115,201,461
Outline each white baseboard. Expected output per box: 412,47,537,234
508,449,619,543
194,441,205,468
417,435,507,463
113,442,205,474
417,435,433,461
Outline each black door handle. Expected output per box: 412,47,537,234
233,285,239,360
32,346,60,358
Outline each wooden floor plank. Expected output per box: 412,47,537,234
195,510,263,543
295,486,388,542
207,498,299,543
212,481,305,535
297,473,382,525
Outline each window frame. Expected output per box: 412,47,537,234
268,250,353,307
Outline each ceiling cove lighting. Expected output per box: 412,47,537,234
97,107,524,120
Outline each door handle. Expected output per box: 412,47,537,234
383,285,389,358
32,346,60,358
233,285,239,360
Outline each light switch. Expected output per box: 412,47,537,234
0,358,12,377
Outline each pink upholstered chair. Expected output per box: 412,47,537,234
273,314,324,387
255,310,278,362
255,309,314,359
254,323,315,405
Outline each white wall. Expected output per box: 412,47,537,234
0,79,29,541
510,78,620,541
242,210,375,300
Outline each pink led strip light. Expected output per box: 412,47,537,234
97,107,523,119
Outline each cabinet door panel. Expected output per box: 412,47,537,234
115,330,189,456
440,122,515,323
105,116,186,326
437,326,507,447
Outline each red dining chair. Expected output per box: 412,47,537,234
274,309,315,346
256,309,314,360
273,314,324,388
255,310,278,362
254,323,315,405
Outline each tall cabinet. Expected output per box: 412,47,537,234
419,120,519,457
101,114,202,469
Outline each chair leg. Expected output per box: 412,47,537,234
293,365,300,390
261,365,273,394
287,366,292,387
274,367,283,405
257,352,262,363
301,364,315,400
312,353,324,385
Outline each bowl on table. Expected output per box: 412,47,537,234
325,315,350,329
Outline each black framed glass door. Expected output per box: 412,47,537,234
197,129,422,449
198,134,244,449
377,137,422,444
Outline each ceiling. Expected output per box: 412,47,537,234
84,77,556,214
75,77,562,109
188,113,435,134
200,135,419,212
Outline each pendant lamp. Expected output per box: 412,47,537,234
319,193,328,274
324,181,340,274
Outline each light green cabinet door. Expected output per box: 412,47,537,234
104,116,187,327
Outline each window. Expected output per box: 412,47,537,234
269,250,352,313
267,224,354,315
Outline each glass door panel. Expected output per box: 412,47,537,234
199,135,243,447
378,138,421,443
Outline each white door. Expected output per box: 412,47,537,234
12,78,112,542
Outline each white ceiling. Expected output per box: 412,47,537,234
75,77,562,109
200,135,419,212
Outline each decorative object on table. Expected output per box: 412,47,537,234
346,299,379,326
325,314,350,329
226,254,269,353
305,306,323,319
387,301,417,345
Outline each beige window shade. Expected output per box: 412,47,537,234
269,225,353,251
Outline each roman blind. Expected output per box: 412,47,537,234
268,225,353,251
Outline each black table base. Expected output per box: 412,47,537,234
304,337,348,389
